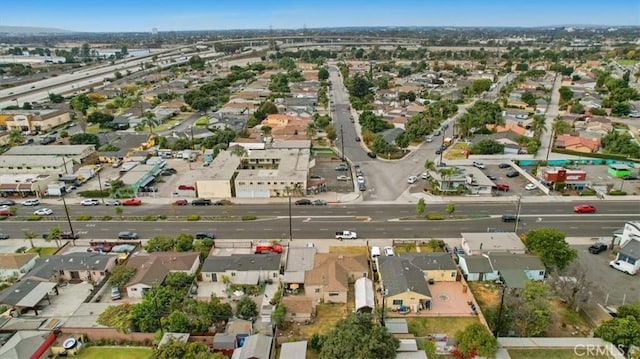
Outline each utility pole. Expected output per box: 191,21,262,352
96,169,105,204
514,195,522,234
493,283,506,338
286,186,293,242
60,194,76,246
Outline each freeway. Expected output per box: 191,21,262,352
1,201,637,240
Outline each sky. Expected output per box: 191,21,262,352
0,0,638,32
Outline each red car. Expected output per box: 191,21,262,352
178,184,196,190
172,199,188,206
574,204,596,213
0,209,14,216
122,198,142,206
494,183,510,192
87,244,112,253
61,231,80,240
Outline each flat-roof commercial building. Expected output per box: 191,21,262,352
196,147,310,199
1,109,71,133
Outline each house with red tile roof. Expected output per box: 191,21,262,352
554,135,601,153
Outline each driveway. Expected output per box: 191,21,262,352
39,282,93,317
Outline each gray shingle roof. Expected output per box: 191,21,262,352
620,240,640,260
463,256,494,273
202,254,280,273
285,247,315,272
377,256,430,298
488,254,545,271
399,252,457,271
237,334,272,359
27,253,113,280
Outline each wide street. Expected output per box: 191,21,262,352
1,201,637,240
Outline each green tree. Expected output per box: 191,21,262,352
45,226,63,248
109,266,137,288
145,236,177,252
164,272,194,291
7,129,24,147
416,198,426,215
524,228,577,271
23,230,36,249
395,132,409,151
69,133,100,146
318,67,330,81
446,202,455,217
507,281,553,337
259,101,278,115
470,139,505,155
153,339,214,359
326,126,337,144
272,303,286,329
455,322,498,358
175,234,194,252
319,313,399,359
595,302,640,349
114,206,123,218
559,86,573,104
69,94,92,132
141,111,160,135
236,296,258,319
96,304,134,333
163,310,192,333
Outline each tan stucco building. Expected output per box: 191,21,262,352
2,109,71,132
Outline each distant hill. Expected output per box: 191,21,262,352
0,25,73,34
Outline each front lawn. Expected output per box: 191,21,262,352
407,316,480,337
27,247,59,257
444,142,469,160
617,59,640,66
300,303,348,336
76,347,153,359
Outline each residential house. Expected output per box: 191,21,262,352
0,279,58,315
488,253,546,288
97,133,154,162
460,232,526,256
0,253,39,281
125,252,200,299
283,247,316,291
427,166,495,195
457,256,499,281
612,240,640,275
399,253,458,282
304,253,368,304
377,256,431,312
0,330,55,359
213,334,237,356
487,122,532,138
613,221,640,247
280,341,308,359
281,296,315,323
472,132,524,155
572,116,612,139
232,333,272,359
26,252,117,283
354,277,375,313
201,254,280,285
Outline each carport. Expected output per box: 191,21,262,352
0,280,58,316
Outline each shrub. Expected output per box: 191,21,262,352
77,190,111,198
101,215,112,221
186,214,200,221
425,213,444,220
242,215,257,221
27,215,42,221
0,216,7,221
142,215,157,221
75,214,92,221
157,214,167,220
608,190,627,196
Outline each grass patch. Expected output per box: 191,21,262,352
407,316,480,337
27,247,59,257
300,303,348,336
101,215,112,221
142,215,158,221
508,349,610,359
186,214,200,221
617,59,640,66
26,215,42,221
241,215,257,221
394,244,417,253
75,347,153,359
328,246,368,255
444,142,469,160
425,213,444,220
418,244,445,253
468,281,500,308
75,215,92,221
84,124,101,134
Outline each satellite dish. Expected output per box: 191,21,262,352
63,338,77,349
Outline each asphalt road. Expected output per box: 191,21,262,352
1,201,637,240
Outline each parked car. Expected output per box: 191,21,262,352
426,136,433,143
122,198,142,206
435,148,443,155
506,171,520,178
118,231,139,240
498,163,511,168
0,209,12,216
0,200,15,206
196,232,216,240
421,172,429,179
335,164,349,171
178,184,196,190
87,244,112,253
105,200,121,206
357,176,365,184
34,208,53,215
574,204,596,213
173,199,189,206
60,231,80,239
494,184,510,192
355,136,361,142
295,199,312,205
588,243,608,254
191,198,212,206
110,286,121,300
383,246,395,256
407,176,418,184
337,175,351,181
472,161,486,169
487,175,497,180
312,199,327,206
80,199,100,206
0,233,9,240
358,183,367,192
22,199,39,206
525,183,537,191
367,151,377,159
213,199,232,206
622,175,639,180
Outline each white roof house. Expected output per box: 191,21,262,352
460,232,526,256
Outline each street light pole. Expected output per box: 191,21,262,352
96,169,105,204
493,283,507,338
514,195,522,234
340,125,345,161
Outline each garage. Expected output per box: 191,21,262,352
236,189,270,198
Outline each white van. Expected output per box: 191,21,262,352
371,246,381,259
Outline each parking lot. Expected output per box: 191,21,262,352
310,155,355,193
486,164,542,197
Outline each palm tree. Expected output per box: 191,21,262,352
305,122,317,139
24,230,36,249
424,160,436,172
552,118,571,136
530,115,547,136
45,226,63,248
141,111,159,135
7,129,24,146
438,168,457,195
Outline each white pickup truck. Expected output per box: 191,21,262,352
335,230,358,240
